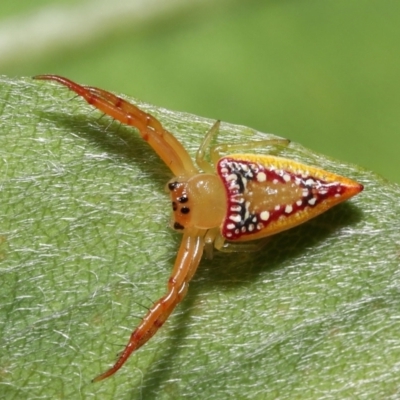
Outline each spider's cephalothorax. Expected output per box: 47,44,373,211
34,75,363,382
167,175,226,232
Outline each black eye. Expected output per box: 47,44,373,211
178,196,188,203
173,222,184,230
180,207,190,214
172,202,177,211
168,181,178,191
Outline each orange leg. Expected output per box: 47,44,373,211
34,75,198,177
92,228,205,382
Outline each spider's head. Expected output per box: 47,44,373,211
167,179,192,231
166,174,226,232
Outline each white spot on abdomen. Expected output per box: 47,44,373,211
257,172,267,182
283,173,291,182
229,214,242,223
308,198,317,205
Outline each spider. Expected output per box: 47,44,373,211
34,75,363,381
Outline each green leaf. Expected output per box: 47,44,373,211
1,76,399,399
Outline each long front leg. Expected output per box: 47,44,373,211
34,75,198,177
92,228,205,382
